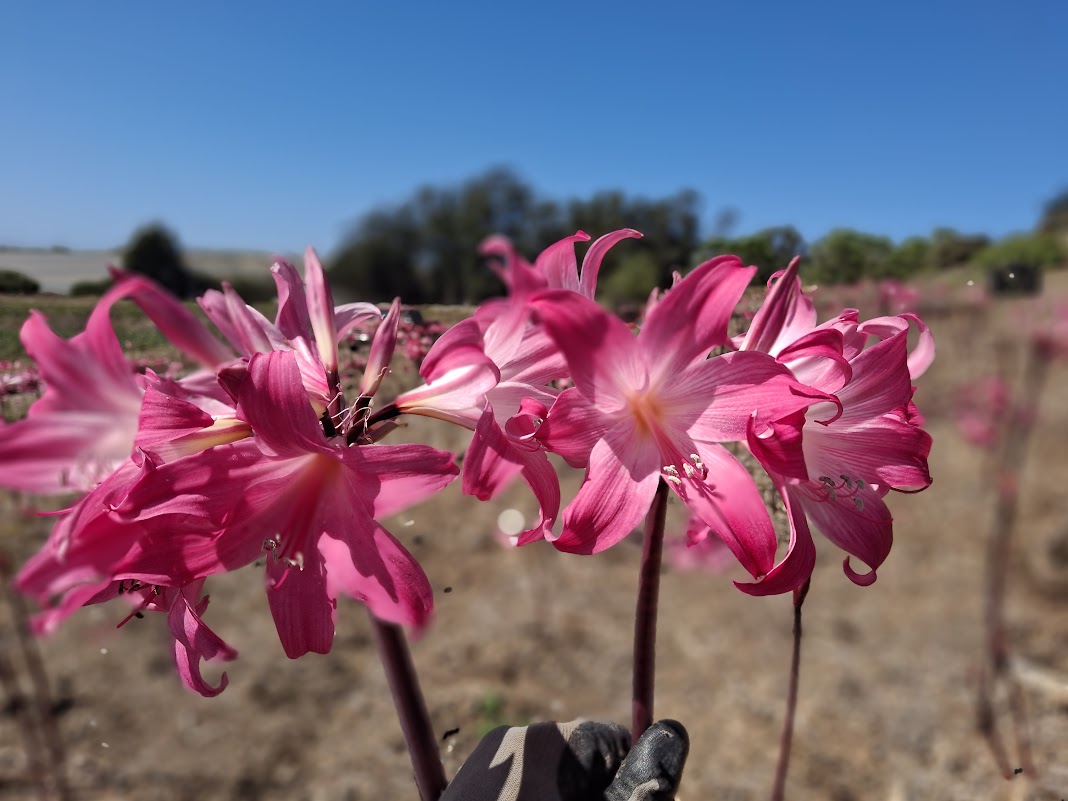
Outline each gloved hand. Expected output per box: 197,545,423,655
441,718,688,801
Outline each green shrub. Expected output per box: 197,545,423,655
70,277,114,296
220,274,278,304
976,233,1066,270
0,269,40,294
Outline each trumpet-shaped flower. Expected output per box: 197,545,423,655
737,259,934,594
111,350,458,657
0,286,145,493
528,257,833,579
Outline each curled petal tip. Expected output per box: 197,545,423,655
843,557,877,586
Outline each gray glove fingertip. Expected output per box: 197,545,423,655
604,719,689,801
559,720,631,795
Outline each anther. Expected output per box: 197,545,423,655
283,552,305,571
853,497,864,511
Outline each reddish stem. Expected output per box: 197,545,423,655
369,615,446,801
632,479,670,743
770,579,810,801
1,551,71,801
978,342,1047,778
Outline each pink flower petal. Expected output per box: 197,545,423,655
135,385,251,464
394,344,501,429
735,481,816,596
552,420,661,554
740,257,806,354
578,229,642,299
320,524,434,630
303,247,340,374
462,406,526,501
359,298,400,397
529,290,640,413
103,272,234,368
747,410,808,480
237,352,331,458
266,545,335,658
271,258,313,341
539,388,613,468
641,255,755,377
534,231,589,293
833,331,914,423
462,406,559,545
797,480,893,585
167,587,237,697
674,443,778,580
343,442,459,519
675,351,833,444
804,417,932,492
775,328,852,394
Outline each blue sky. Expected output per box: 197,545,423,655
2,1,1065,256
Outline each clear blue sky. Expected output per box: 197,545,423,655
2,1,1065,256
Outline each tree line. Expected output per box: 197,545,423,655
8,169,1064,302
328,169,1068,304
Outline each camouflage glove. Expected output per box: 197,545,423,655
441,719,688,801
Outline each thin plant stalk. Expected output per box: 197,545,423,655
369,615,447,801
0,636,49,801
978,340,1048,778
1,551,71,801
631,479,670,743
770,579,810,801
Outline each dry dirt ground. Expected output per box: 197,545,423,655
2,282,1068,800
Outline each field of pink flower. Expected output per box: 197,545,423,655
1,268,1067,801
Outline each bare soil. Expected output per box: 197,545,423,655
2,281,1068,800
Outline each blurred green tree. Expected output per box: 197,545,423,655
600,250,659,307
884,236,933,277
1038,188,1068,234
123,224,196,298
976,233,1066,270
0,268,40,294
807,228,894,284
330,208,425,303
695,225,806,284
928,227,990,270
330,168,699,304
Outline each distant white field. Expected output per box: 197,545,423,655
0,249,297,294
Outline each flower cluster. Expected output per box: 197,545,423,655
3,252,457,694
1,232,933,696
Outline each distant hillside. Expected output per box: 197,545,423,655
0,247,299,294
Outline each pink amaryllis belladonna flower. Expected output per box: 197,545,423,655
738,258,933,593
529,256,834,582
113,350,458,658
